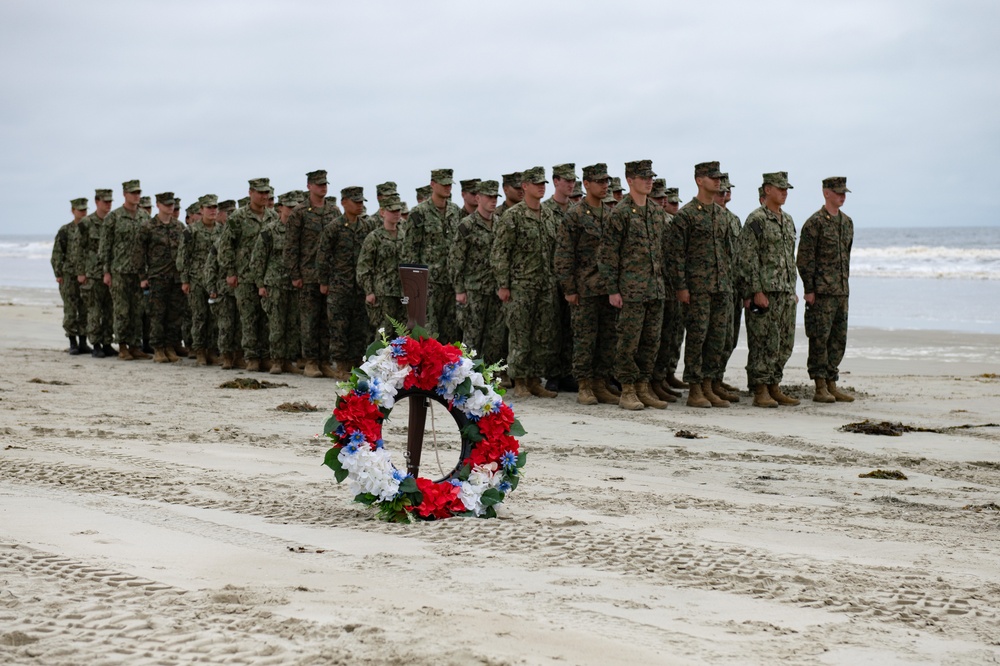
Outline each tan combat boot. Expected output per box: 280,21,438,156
196,349,209,366
712,380,740,403
233,351,247,369
702,379,730,408
753,384,779,408
636,382,668,409
118,343,133,360
320,362,338,379
812,378,836,403
245,358,260,372
826,379,854,402
513,378,532,399
332,360,352,381
591,380,620,405
651,380,677,403
303,360,324,378
206,350,218,365
282,360,304,375
165,347,180,362
576,379,599,406
666,374,687,390
604,379,621,397
269,359,284,375
529,377,557,398
220,352,234,370
768,384,800,406
130,345,150,360
720,379,740,392
687,382,711,408
618,384,645,411
175,345,190,358
152,348,169,363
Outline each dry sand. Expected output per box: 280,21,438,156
2,291,1000,665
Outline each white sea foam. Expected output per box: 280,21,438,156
0,239,54,260
851,246,1000,280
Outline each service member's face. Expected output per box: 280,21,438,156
665,202,679,215
73,208,86,221
627,175,653,196
765,185,788,206
553,177,574,198
217,210,228,223
613,190,623,201
462,191,478,209
384,209,402,226
96,199,112,215
124,190,141,207
522,181,546,200
308,182,328,199
431,181,452,199
156,202,174,217
696,175,721,194
249,189,269,208
343,199,364,216
583,177,609,199
202,205,218,222
823,188,846,208
477,194,498,215
502,184,523,204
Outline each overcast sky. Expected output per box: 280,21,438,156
2,0,998,236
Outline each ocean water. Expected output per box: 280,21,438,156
2,227,999,333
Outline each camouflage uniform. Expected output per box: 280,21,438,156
177,220,220,353
555,197,617,381
491,199,558,379
598,190,667,384
206,238,240,356
140,211,185,349
219,199,278,360
357,227,407,332
100,202,149,347
797,190,853,381
51,218,86,338
249,218,300,363
653,202,684,382
450,207,505,366
543,187,574,378
736,200,798,387
75,199,114,347
285,197,340,363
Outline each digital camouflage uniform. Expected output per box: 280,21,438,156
721,207,744,371
75,200,114,347
206,236,240,356
286,196,341,363
543,187,574,379
219,198,278,360
653,203,684,382
450,206,506,366
491,199,558,380
736,202,798,387
555,197,617,381
140,210,186,349
319,211,375,364
100,200,150,347
177,220,220,353
51,216,86,338
357,226,407,333
797,194,853,381
249,218,300,363
598,192,667,384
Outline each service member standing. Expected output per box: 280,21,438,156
52,198,90,354
711,173,742,402
735,172,800,408
543,163,578,393
178,195,221,366
75,189,116,357
651,186,686,397
496,172,523,219
140,192,186,363
797,177,855,403
357,195,407,333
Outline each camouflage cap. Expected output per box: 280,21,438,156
665,187,681,204
376,181,398,197
415,185,432,199
186,202,201,214
430,168,454,185
156,192,176,205
381,194,404,212
719,173,733,193
460,178,481,192
758,186,765,199
476,180,500,196
306,169,329,185
238,196,250,208
571,180,583,197
173,197,181,208
582,163,610,181
551,163,576,181
248,177,271,192
198,194,218,207
762,171,794,189
218,199,236,212
341,186,366,203
70,197,88,210
822,176,851,193
694,161,722,178
609,177,624,192
624,159,656,178
521,166,548,184
501,171,523,187
325,195,338,204
278,191,300,207
602,190,617,204
650,178,667,198
94,189,113,202
400,202,409,215
122,179,141,193
139,196,152,207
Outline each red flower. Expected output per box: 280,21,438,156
477,402,515,442
410,477,465,519
402,337,463,392
465,432,519,468
334,392,383,445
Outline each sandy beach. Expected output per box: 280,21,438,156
2,292,1000,665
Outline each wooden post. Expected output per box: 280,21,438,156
399,264,429,477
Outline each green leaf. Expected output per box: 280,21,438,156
457,464,471,482
508,419,526,437
461,423,483,443
365,339,385,359
387,316,410,338
410,324,431,339
399,476,419,494
481,488,504,507
482,505,497,519
334,468,349,483
354,493,378,505
508,474,520,491
323,447,343,471
324,415,341,437
516,450,527,468
455,377,473,397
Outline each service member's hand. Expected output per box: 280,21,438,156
77,275,87,285
565,293,579,306
676,289,690,305
792,293,800,304
456,292,467,305
497,287,511,302
804,292,815,306
366,293,376,305
319,284,329,295
226,275,238,288
753,292,769,308
609,293,623,309
292,279,304,289
140,279,149,289
56,277,63,285
258,287,267,298
103,273,112,287
181,283,190,295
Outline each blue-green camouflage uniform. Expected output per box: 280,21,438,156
100,205,150,347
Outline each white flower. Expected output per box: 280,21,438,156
339,445,401,502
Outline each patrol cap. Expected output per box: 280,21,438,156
650,178,667,198
602,190,616,204
694,161,722,178
501,171,523,187
719,173,733,193
571,180,583,198
325,195,338,205
460,178,481,192
625,159,656,178
186,202,201,214
122,179,141,193
218,200,236,212
582,163,609,181
610,177,624,193
521,166,548,184
278,191,300,207
198,194,218,207
70,197,88,210
173,197,181,208
341,186,366,202
551,163,576,181
139,196,152,207
758,186,765,199
94,189,113,202
476,180,500,196
762,171,794,189
248,177,271,192
430,168,454,185
822,176,851,193
665,187,681,204
415,185,432,199
376,181,397,197
156,192,176,205
400,202,409,215
381,194,404,212
306,169,329,185
237,196,250,208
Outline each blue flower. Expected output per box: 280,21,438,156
452,394,468,408
392,469,405,481
499,481,512,493
500,452,517,469
449,478,462,486
349,430,366,446
344,441,360,454
390,338,407,358
335,424,346,437
374,438,384,449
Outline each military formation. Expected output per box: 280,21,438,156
52,163,855,408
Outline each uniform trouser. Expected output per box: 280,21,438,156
180,290,192,348
504,283,557,379
236,281,269,359
262,286,300,361
328,286,369,363
298,283,327,362
82,279,113,345
148,277,185,348
188,283,216,351
428,284,459,344
745,290,796,386
58,277,85,336
555,286,573,377
615,299,664,384
805,294,848,381
141,287,151,346
366,294,406,335
719,290,744,377
570,295,618,380
682,291,733,384
111,272,143,346
213,288,241,354
460,289,507,368
653,296,684,380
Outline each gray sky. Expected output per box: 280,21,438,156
2,0,998,236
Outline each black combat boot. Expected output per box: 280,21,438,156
92,343,106,358
102,343,116,358
77,336,92,354
68,336,80,355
